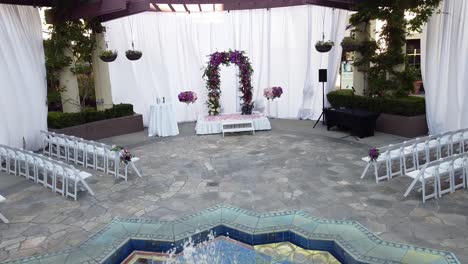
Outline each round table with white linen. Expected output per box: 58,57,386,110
148,103,179,137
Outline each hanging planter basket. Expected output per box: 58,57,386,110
341,37,361,52
99,50,118,62
315,41,334,53
126,50,143,61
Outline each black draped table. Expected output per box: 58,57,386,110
324,107,380,138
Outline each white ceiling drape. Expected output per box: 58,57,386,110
104,5,348,125
0,4,47,150
421,0,468,134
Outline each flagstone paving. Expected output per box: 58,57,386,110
0,119,467,262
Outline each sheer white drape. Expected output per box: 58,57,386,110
421,0,468,134
104,5,348,125
0,4,47,150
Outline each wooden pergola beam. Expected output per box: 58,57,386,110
0,0,358,22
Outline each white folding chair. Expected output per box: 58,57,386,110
451,129,468,155
24,152,37,182
15,150,28,177
43,159,56,191
53,163,66,196
5,148,17,175
0,195,9,224
0,146,7,173
435,159,454,198
74,139,87,166
106,150,118,176
450,156,467,192
65,167,79,200
84,141,96,170
404,163,439,203
64,166,94,201
34,156,46,185
94,143,107,172
65,136,77,163
361,144,402,183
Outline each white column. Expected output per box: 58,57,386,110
59,48,81,113
92,33,113,111
352,21,376,96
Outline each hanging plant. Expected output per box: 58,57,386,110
315,40,334,53
99,50,118,62
340,37,361,52
126,50,143,61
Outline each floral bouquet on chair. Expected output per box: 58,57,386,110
368,147,380,162
178,91,198,104
111,145,133,164
264,87,283,100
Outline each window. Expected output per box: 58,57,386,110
406,39,421,68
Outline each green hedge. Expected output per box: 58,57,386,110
48,104,134,129
327,90,425,116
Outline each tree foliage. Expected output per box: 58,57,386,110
44,18,104,110
350,0,441,97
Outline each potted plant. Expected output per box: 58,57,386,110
340,37,361,52
99,50,118,62
407,65,423,95
315,40,334,53
126,50,143,61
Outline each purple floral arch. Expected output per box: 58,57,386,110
203,50,254,116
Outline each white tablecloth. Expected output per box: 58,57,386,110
148,103,179,137
195,113,271,135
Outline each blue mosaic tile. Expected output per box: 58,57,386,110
3,204,460,264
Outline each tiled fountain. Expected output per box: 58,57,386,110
4,205,459,264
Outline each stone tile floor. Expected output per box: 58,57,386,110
0,119,467,262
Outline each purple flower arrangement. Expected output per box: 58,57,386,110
368,147,380,161
111,145,133,164
264,87,283,100
203,50,253,115
178,91,198,104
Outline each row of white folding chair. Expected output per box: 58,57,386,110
42,131,118,174
41,131,142,181
361,128,468,183
403,153,468,203
42,131,95,167
0,144,91,200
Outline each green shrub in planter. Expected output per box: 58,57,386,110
83,108,107,123
48,112,85,129
48,104,134,129
105,103,134,118
327,89,425,116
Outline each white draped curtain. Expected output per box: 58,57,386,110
0,4,47,150
104,5,348,125
422,0,468,134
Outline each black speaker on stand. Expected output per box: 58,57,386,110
313,69,327,128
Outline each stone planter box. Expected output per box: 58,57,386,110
50,114,144,140
376,113,428,138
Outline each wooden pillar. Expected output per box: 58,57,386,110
59,48,81,113
92,33,113,111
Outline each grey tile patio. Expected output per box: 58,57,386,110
0,119,466,263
